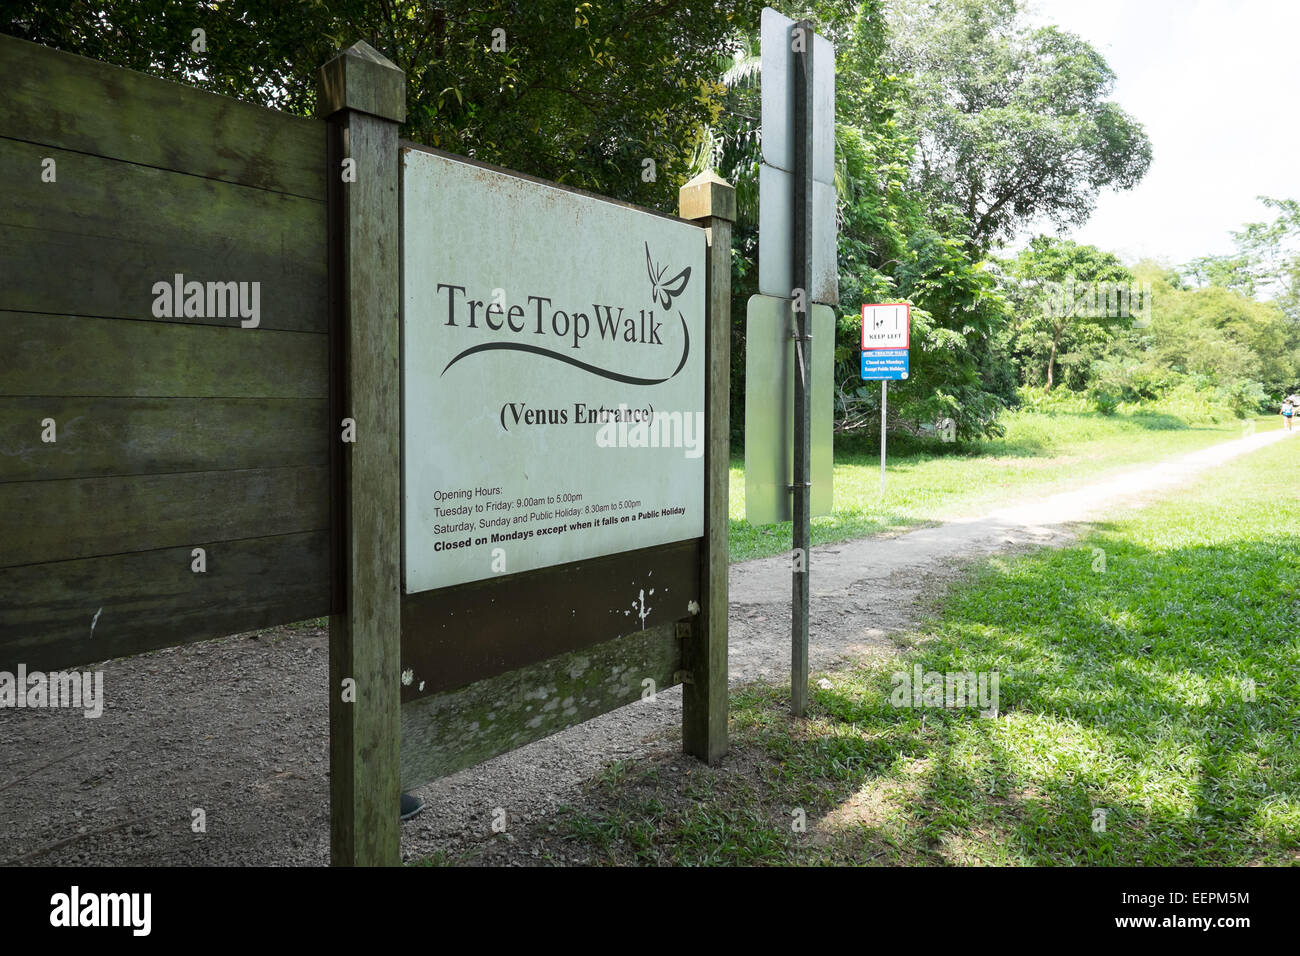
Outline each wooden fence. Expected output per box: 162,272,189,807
0,32,334,671
0,33,731,867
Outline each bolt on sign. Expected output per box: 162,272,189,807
401,147,706,593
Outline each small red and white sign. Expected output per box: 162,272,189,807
861,303,910,350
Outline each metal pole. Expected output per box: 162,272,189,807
880,380,887,496
790,19,814,717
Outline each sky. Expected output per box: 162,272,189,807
1017,0,1300,267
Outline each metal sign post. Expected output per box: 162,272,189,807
881,381,887,495
790,18,814,718
758,7,835,717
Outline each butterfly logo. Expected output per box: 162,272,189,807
646,242,691,310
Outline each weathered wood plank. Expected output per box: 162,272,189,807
400,623,682,790
0,225,326,333
0,312,326,399
0,32,325,200
0,531,331,672
0,396,328,483
0,465,329,568
0,139,326,330
399,540,700,700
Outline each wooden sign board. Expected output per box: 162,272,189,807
400,147,707,597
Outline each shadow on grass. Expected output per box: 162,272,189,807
786,529,1300,864
1127,410,1190,431
834,430,1054,462
728,506,928,564
564,528,1300,865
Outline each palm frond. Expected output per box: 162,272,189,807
720,50,761,89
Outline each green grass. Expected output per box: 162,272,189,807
561,432,1300,865
729,409,1277,563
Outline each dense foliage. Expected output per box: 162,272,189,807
887,0,1151,253
700,0,1151,440
4,0,761,212
8,0,1293,437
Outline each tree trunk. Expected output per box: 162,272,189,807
1046,325,1064,390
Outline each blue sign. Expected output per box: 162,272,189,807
861,348,909,381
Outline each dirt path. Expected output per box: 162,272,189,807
2,428,1291,865
728,426,1295,682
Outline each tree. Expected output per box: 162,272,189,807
3,0,762,213
1184,252,1256,297
1162,285,1297,395
887,0,1151,252
1003,238,1133,390
1088,259,1299,413
693,1,1014,440
1188,197,1300,325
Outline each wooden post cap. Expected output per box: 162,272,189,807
679,170,736,223
317,41,406,122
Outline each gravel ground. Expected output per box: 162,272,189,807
2,428,1289,866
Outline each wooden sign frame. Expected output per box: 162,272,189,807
317,44,735,865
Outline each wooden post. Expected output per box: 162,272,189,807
317,41,406,867
679,170,735,764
